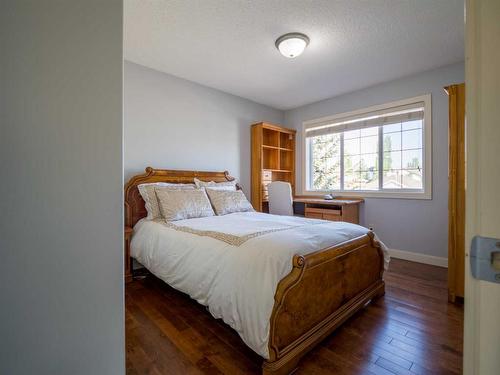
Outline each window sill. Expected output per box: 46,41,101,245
300,190,432,200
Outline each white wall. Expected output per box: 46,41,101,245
285,62,464,260
0,1,124,374
124,61,284,194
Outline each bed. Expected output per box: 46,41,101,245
125,167,387,375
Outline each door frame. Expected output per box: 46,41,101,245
463,0,500,373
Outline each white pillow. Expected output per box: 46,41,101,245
193,178,237,191
205,188,255,216
156,188,215,221
138,182,195,220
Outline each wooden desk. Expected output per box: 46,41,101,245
293,197,364,224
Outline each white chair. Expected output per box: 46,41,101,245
268,181,294,216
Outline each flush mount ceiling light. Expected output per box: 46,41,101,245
275,32,310,58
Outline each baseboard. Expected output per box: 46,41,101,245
388,248,448,268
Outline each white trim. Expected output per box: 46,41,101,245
300,94,432,200
388,248,448,268
297,190,431,200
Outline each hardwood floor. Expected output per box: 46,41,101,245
126,259,463,375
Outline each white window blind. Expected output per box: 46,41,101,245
304,102,424,138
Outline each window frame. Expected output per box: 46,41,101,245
301,94,432,199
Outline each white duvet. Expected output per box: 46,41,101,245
131,212,388,358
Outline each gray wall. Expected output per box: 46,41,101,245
124,61,284,194
125,61,464,259
285,62,464,259
0,1,124,374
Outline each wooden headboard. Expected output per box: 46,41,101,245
124,167,239,227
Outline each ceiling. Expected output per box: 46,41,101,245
124,0,464,110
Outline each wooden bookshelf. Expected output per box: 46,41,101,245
251,122,296,212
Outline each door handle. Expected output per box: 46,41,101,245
470,236,500,283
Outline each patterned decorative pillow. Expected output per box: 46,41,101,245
155,188,215,221
138,183,195,220
205,188,255,216
193,178,237,191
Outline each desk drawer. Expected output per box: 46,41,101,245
261,181,270,199
305,212,323,219
262,170,273,181
323,212,342,221
305,207,342,221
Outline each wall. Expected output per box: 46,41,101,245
124,61,284,194
125,60,463,261
0,1,124,374
285,62,464,261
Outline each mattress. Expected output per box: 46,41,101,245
130,211,389,358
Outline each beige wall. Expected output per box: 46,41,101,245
0,1,124,374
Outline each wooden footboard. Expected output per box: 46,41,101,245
263,231,385,375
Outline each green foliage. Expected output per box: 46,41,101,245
311,135,340,190
383,135,392,170
406,157,421,169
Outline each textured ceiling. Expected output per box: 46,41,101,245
124,0,464,110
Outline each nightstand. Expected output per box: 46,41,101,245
124,226,133,283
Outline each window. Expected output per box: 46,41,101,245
303,95,431,199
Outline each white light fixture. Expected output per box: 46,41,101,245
275,32,310,58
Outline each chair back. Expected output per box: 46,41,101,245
268,181,294,216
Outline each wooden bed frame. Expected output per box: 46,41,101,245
125,167,386,375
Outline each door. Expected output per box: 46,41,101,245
463,1,500,374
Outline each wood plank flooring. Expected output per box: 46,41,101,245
126,259,463,374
